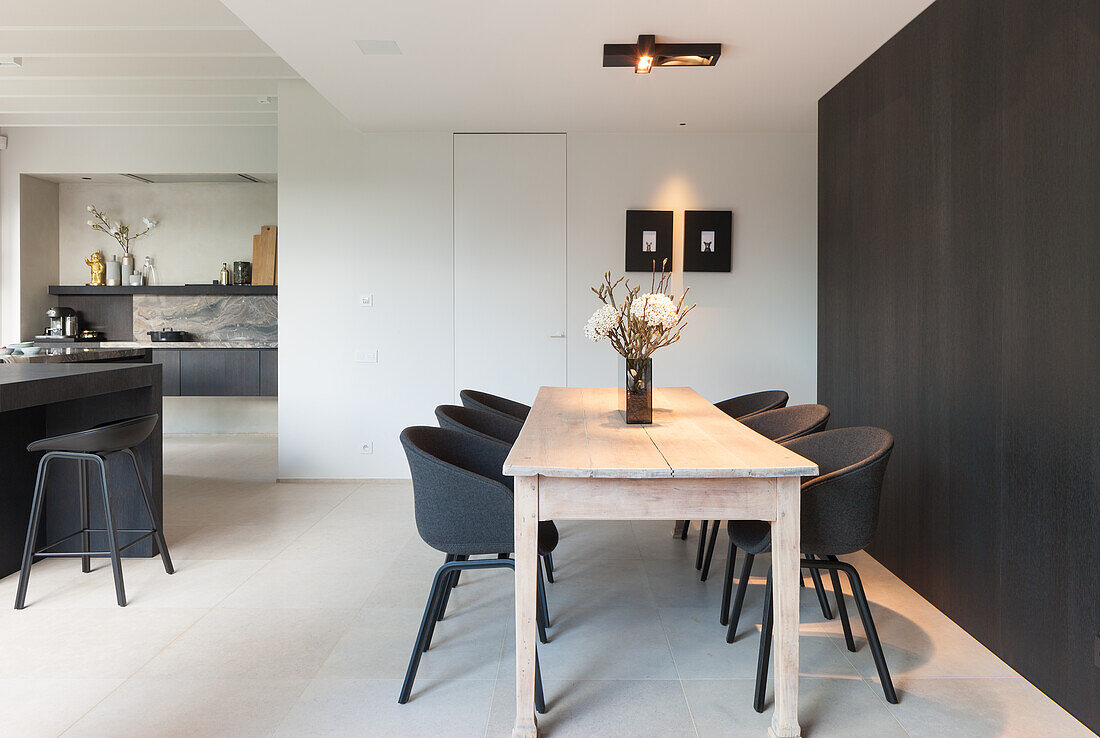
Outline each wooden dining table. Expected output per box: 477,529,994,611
503,386,818,737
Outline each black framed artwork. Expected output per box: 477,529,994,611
682,210,733,272
625,210,673,272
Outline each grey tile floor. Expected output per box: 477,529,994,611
0,435,1092,737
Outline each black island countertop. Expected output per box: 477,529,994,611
2,347,150,365
0,362,158,411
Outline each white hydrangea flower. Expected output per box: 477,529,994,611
584,304,620,342
86,220,95,227
142,218,158,229
630,292,678,330
86,205,94,212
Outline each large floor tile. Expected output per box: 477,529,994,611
486,679,696,737
0,678,123,737
881,677,1095,737
165,522,311,560
60,558,265,609
683,677,908,737
218,556,385,609
275,677,496,736
136,607,356,680
63,677,309,738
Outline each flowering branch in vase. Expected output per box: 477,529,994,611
86,205,157,256
584,259,695,360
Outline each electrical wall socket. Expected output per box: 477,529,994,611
359,294,373,307
360,442,373,455
354,349,378,363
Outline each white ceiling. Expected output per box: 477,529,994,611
219,0,934,133
0,0,297,127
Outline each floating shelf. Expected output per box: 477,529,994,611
49,285,277,296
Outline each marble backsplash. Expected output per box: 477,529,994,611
133,295,277,343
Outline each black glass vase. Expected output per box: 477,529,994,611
624,357,653,424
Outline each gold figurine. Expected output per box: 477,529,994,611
85,250,106,286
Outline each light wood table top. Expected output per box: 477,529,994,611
505,386,817,479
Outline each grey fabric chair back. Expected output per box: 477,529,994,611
400,426,515,556
714,390,789,420
740,404,830,443
435,404,523,445
459,389,531,421
784,427,894,555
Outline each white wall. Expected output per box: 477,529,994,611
58,182,277,286
277,81,817,479
0,125,276,344
19,175,59,340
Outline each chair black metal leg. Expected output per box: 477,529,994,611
719,538,737,625
79,459,91,573
753,569,774,713
806,554,833,620
680,520,689,540
700,520,720,581
694,520,709,569
542,552,555,583
725,551,754,643
437,554,465,622
399,563,451,703
124,448,173,575
825,556,855,651
840,561,898,704
534,648,546,714
14,454,52,610
95,456,127,607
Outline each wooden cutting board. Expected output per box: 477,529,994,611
252,225,277,285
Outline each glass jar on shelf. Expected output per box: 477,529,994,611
142,256,159,286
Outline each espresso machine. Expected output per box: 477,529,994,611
44,306,79,338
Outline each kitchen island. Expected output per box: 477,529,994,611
0,362,162,579
2,347,151,364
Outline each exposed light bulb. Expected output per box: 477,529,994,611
635,55,653,74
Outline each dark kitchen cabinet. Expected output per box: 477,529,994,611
151,349,181,396
180,350,260,396
259,349,278,397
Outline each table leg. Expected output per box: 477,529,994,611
769,476,801,738
513,475,539,738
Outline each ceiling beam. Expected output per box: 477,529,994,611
0,111,277,126
0,78,282,97
0,57,299,79
0,1,247,29
0,96,277,113
0,29,278,57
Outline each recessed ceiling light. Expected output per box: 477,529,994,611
0,56,22,68
603,35,720,72
355,39,402,56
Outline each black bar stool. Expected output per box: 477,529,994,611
14,414,174,609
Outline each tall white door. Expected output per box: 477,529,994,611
453,133,567,405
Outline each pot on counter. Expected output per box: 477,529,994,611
147,329,190,342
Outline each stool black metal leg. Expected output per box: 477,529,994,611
542,552,555,583
694,520,708,569
825,556,855,651
806,554,834,620
123,448,173,575
753,569,774,713
79,459,91,573
95,456,127,607
700,520,720,581
14,454,53,610
725,551,754,643
719,538,737,625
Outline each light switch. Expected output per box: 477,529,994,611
354,350,379,363
359,294,374,307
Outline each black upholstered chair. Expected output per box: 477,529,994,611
435,404,523,445
700,404,831,584
459,389,531,422
398,426,554,710
435,404,557,582
722,427,898,710
713,390,789,422
681,390,792,547
15,414,173,609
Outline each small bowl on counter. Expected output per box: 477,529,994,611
0,347,13,356
20,346,42,356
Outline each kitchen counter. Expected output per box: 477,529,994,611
101,340,278,349
2,347,151,364
0,363,163,575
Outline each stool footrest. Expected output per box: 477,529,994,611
36,529,156,556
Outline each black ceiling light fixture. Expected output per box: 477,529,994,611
603,34,721,74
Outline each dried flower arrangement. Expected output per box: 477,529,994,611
86,205,157,255
585,259,695,360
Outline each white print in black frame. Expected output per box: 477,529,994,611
683,211,732,272
625,210,673,272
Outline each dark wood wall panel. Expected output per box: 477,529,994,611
818,0,1098,730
